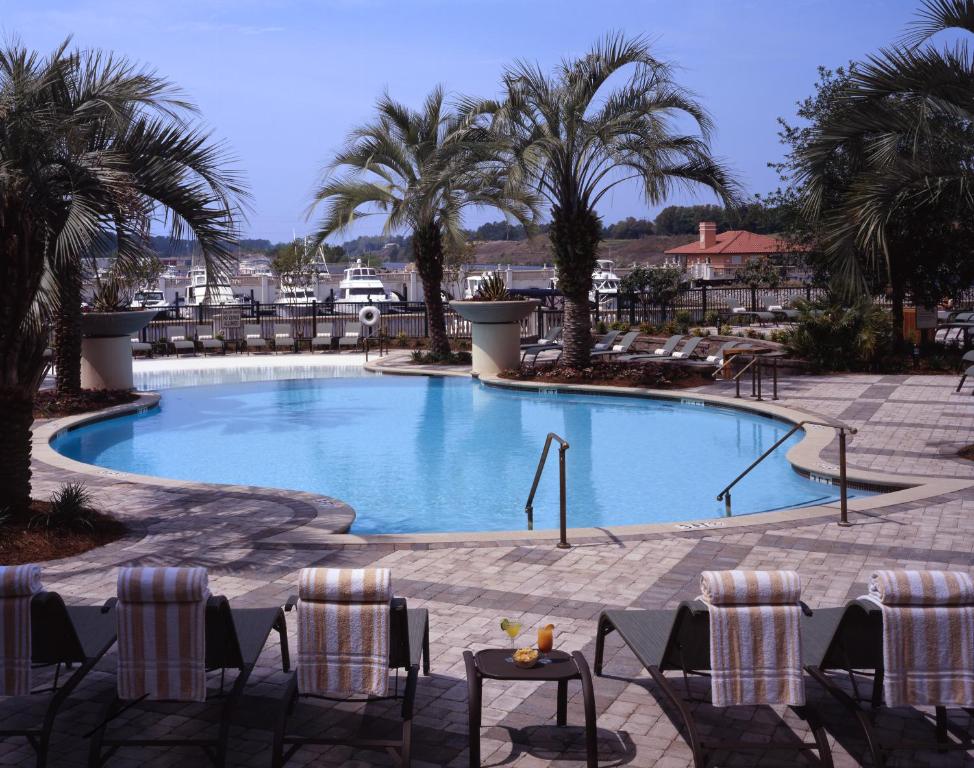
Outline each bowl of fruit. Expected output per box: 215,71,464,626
512,647,540,669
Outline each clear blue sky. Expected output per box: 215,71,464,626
2,0,921,242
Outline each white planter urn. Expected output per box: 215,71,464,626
450,299,540,377
80,310,157,390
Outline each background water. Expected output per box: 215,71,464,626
53,377,860,533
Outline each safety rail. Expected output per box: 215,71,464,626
716,418,858,525
524,432,571,548
711,354,742,379
714,352,783,401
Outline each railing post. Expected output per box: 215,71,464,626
724,492,732,517
312,300,317,338
772,357,779,400
756,358,763,401
557,444,570,549
838,429,851,527
701,285,708,324
526,503,533,531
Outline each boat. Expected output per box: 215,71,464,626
130,289,169,309
548,259,621,305
183,265,240,306
462,271,497,299
336,259,393,304
277,283,318,304
590,259,621,304
277,244,331,304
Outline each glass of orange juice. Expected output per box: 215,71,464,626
537,623,554,654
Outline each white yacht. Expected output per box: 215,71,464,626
277,283,318,304
130,289,169,309
462,271,497,299
590,259,621,304
336,260,392,304
549,259,622,304
184,265,239,305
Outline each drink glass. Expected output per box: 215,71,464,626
504,621,522,649
537,624,554,654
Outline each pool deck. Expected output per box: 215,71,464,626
12,352,974,767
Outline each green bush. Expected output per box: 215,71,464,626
719,324,733,335
783,300,893,371
31,482,97,531
609,321,631,332
639,323,658,335
674,310,692,333
661,320,678,335
596,321,608,334
704,310,720,327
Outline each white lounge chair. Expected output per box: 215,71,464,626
591,330,640,358
244,324,267,353
194,325,224,355
130,336,152,357
168,327,195,356
338,322,361,350
311,323,334,353
273,323,295,353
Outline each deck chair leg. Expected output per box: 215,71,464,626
808,666,884,768
647,665,707,768
422,616,431,676
274,609,290,672
400,716,412,767
794,705,834,768
215,665,254,768
593,615,614,675
37,656,98,767
271,676,298,768
956,374,967,393
86,695,119,768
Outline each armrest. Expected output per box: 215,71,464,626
101,597,118,613
285,594,299,612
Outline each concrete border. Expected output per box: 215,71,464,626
33,393,357,535
32,363,974,549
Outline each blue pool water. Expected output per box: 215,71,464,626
53,376,858,533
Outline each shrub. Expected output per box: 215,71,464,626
674,310,692,333
745,328,761,339
596,321,608,334
396,332,409,348
769,329,790,344
609,321,630,332
704,310,720,327
784,300,893,371
31,483,97,531
661,320,678,335
719,324,733,335
475,273,509,301
639,323,658,335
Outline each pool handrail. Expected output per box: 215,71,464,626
716,417,858,525
524,432,571,548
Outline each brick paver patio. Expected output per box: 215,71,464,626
5,368,974,767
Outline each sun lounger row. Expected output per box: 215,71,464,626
6,565,972,767
132,323,363,356
0,564,428,768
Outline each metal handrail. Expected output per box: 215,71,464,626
525,432,571,548
716,418,858,525
711,354,742,379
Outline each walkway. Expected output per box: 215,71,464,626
7,366,974,767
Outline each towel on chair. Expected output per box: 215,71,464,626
116,567,210,702
861,570,974,707
296,568,390,697
700,570,805,707
0,565,43,696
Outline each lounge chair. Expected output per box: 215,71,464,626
271,568,430,768
705,340,748,364
87,566,289,767
768,303,800,321
591,330,639,358
595,570,833,768
0,565,118,768
243,324,267,353
130,336,152,357
619,335,703,363
727,306,776,326
273,323,295,353
195,325,224,356
311,323,334,352
338,322,361,350
805,570,974,767
649,334,684,357
168,326,196,356
957,363,974,393
521,325,562,349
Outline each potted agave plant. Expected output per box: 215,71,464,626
80,273,157,390
450,273,539,376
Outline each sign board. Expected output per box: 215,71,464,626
915,306,938,330
220,307,242,329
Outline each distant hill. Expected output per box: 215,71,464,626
471,234,696,266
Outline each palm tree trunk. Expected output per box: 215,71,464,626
549,205,602,368
413,223,451,359
0,390,34,513
55,261,83,395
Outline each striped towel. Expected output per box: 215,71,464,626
0,565,43,697
296,568,391,697
700,570,805,707
116,567,210,702
861,570,974,707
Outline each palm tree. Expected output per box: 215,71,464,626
794,0,974,343
477,34,740,367
0,40,247,513
308,87,535,359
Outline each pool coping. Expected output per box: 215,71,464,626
32,393,357,535
30,362,974,549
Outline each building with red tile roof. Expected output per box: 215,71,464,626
665,222,805,281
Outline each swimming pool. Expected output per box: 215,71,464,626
52,376,860,533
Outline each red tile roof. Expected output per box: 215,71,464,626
664,230,802,255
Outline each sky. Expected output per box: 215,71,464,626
1,0,924,242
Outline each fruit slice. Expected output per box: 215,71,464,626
500,618,511,632
543,623,555,631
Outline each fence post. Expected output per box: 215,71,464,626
537,304,543,339
701,285,708,323
629,292,636,325
750,287,757,312
806,285,812,302
312,300,317,338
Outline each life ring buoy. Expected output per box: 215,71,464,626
359,305,381,327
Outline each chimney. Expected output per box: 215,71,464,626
699,221,717,249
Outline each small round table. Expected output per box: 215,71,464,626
463,649,597,767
